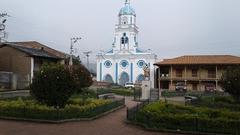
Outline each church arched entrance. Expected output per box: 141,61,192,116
119,72,129,86
104,74,114,83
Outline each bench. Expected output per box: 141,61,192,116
98,93,115,99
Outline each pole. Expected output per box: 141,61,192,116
69,39,73,66
83,51,92,70
69,37,81,66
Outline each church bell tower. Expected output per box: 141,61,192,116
112,0,139,53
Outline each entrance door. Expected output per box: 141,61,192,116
119,72,129,86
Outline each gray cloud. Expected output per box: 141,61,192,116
1,0,240,63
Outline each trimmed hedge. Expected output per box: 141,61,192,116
97,88,134,96
0,98,124,121
161,90,225,98
190,96,240,112
134,102,240,134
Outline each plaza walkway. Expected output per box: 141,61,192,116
0,97,179,135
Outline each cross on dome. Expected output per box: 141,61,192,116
125,0,130,5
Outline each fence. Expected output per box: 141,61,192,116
126,99,240,135
0,98,125,121
126,99,149,121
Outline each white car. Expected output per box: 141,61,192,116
125,82,135,88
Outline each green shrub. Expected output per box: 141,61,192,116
134,102,240,134
161,90,224,98
221,66,240,103
0,98,123,120
97,88,134,96
71,65,93,93
192,96,240,111
30,63,75,108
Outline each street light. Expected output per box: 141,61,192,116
69,37,81,66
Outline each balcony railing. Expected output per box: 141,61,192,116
159,74,221,81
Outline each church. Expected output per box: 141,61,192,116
96,0,157,87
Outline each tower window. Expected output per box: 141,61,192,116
121,33,128,44
125,37,129,44
121,37,125,44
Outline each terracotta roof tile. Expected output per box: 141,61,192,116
154,55,240,65
0,43,61,59
11,41,67,59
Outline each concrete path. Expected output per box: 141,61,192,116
0,96,179,135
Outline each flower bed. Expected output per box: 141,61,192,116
0,98,124,122
131,102,240,134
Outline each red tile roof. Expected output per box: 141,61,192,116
11,41,67,59
154,55,240,66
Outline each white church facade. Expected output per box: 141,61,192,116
96,0,157,87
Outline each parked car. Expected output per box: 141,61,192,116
185,96,198,104
125,82,135,88
175,82,187,92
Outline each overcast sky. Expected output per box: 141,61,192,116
1,0,240,63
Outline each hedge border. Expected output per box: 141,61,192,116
0,104,125,124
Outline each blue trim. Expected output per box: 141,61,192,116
131,63,133,82
136,48,145,53
106,49,113,54
100,63,102,81
115,63,118,84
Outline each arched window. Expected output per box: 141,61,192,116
119,72,130,86
104,74,114,83
121,37,125,44
121,33,128,44
124,37,129,44
136,74,145,82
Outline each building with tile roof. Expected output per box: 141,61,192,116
154,55,240,91
0,41,66,90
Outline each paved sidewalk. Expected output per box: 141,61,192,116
0,97,179,135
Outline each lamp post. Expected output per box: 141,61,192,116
69,37,81,66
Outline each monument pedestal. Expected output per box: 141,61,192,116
141,80,151,100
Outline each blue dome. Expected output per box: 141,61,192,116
119,4,136,16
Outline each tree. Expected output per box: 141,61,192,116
71,64,93,93
221,66,240,103
30,63,75,108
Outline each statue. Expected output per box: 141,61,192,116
143,63,150,81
